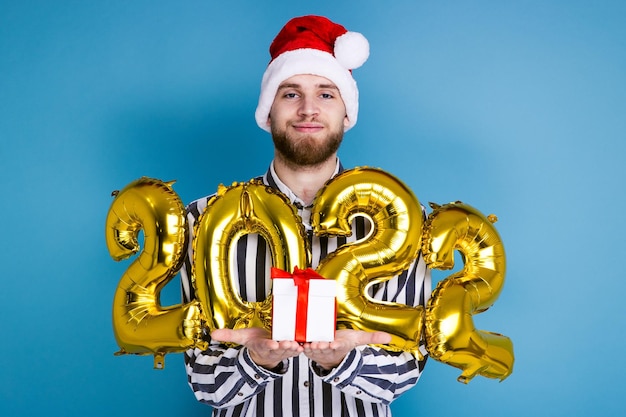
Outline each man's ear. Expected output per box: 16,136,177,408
266,116,271,127
343,115,349,128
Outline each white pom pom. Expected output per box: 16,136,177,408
334,31,370,70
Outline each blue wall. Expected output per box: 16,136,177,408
1,1,624,416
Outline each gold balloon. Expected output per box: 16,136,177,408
423,201,514,383
193,180,309,333
105,177,206,369
311,167,425,355
105,173,516,383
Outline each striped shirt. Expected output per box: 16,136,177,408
180,160,431,417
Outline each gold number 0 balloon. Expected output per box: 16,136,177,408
311,167,425,355
105,178,206,369
193,180,309,332
423,202,514,383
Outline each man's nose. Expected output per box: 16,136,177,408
298,96,320,117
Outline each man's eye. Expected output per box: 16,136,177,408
284,93,298,98
320,93,334,99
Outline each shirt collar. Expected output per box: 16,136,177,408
264,159,344,208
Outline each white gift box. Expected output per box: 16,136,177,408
271,274,337,342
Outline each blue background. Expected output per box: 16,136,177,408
1,1,624,416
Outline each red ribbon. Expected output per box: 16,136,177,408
271,266,324,342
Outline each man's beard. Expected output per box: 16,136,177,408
271,124,343,168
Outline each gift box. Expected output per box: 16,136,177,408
271,267,337,342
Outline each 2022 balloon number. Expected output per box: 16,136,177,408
105,168,514,382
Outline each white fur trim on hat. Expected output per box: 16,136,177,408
255,48,359,132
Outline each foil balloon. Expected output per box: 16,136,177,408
193,180,309,333
311,167,425,355
105,177,206,369
422,201,514,383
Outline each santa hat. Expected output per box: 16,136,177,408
255,15,369,132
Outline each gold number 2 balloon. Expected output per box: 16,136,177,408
192,180,309,332
105,177,206,369
311,167,425,355
422,201,514,383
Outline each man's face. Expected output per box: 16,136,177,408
267,74,349,167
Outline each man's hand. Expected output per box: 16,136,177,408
211,327,303,370
303,329,392,371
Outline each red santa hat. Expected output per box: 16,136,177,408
255,15,369,132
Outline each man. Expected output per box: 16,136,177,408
180,15,431,417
